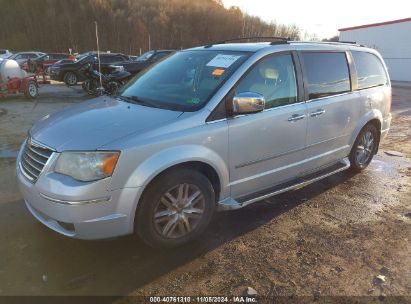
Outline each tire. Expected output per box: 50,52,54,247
135,168,216,248
24,80,38,99
64,72,78,86
349,123,379,172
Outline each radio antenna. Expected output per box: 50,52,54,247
95,21,103,94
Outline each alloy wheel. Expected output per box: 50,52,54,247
153,183,205,239
355,130,375,166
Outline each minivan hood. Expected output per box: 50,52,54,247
30,96,183,151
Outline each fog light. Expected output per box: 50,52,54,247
57,221,75,232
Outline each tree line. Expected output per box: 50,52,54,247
0,0,302,55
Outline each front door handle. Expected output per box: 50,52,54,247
288,114,306,122
310,109,325,117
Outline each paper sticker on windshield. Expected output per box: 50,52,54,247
212,68,225,76
206,54,241,68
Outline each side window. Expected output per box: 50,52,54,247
235,54,298,109
151,52,169,61
352,51,387,89
302,52,350,99
100,55,111,63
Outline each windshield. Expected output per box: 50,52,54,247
121,50,250,111
136,51,155,62
75,55,90,62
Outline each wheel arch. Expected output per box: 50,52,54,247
349,110,383,153
122,145,230,233
145,161,222,203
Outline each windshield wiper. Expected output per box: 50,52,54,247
118,95,159,108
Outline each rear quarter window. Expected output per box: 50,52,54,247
352,51,388,89
302,52,351,100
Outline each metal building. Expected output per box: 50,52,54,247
339,17,411,82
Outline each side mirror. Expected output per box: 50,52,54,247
232,92,265,115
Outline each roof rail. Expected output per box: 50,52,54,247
204,36,290,48
338,40,358,44
290,41,365,47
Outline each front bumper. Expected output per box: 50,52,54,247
16,146,142,240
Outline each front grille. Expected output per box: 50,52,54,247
20,138,53,183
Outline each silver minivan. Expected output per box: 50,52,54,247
17,40,391,247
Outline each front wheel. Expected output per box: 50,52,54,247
64,72,78,86
135,169,216,248
349,123,379,172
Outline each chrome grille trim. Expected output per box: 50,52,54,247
20,138,54,183
22,154,43,171
28,145,51,158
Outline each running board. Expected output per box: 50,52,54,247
217,158,350,211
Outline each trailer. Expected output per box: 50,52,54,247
0,59,38,98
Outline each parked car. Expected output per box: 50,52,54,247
7,52,45,66
17,40,391,247
120,50,175,75
49,52,130,85
0,49,12,59
24,53,75,73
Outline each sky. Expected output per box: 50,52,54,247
222,0,411,39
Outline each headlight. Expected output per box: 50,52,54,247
111,65,124,72
55,151,120,182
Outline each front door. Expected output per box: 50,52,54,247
228,53,307,198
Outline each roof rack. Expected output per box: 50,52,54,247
204,36,290,48
290,41,365,47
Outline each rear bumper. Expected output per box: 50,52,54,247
381,113,392,140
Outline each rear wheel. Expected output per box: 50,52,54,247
64,72,78,86
349,123,379,172
24,80,38,99
135,169,215,248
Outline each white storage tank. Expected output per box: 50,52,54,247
0,59,27,83
339,17,411,82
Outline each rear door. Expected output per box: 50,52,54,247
228,52,308,198
299,51,360,173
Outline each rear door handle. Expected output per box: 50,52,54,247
310,109,325,117
288,114,306,122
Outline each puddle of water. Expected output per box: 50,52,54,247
399,109,411,116
370,159,394,172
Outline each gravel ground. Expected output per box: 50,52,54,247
0,82,410,303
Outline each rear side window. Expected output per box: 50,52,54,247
352,51,387,89
302,52,351,99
